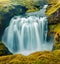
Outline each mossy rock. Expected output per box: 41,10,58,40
0,4,27,40
0,50,60,64
0,42,12,56
47,0,58,5
54,43,60,50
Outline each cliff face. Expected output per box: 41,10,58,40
46,0,60,50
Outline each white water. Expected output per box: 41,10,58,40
2,5,53,55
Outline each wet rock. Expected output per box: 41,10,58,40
0,42,12,56
48,8,60,25
0,4,27,40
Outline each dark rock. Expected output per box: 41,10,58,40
0,4,28,40
0,42,12,56
48,8,60,25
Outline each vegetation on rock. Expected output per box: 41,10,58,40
0,50,60,64
46,1,60,16
46,0,60,52
0,42,12,56
10,0,47,12
0,3,27,40
47,0,58,5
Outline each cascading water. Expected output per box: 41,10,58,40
2,5,53,55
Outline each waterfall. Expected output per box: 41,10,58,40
2,5,53,55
